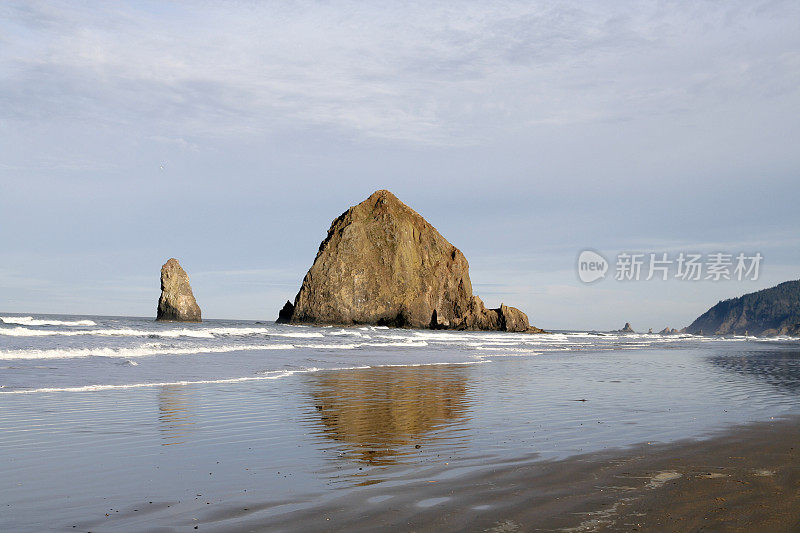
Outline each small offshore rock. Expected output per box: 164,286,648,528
156,258,201,322
276,301,295,324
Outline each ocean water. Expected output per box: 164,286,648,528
1,314,799,530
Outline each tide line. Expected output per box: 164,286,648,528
0,361,488,395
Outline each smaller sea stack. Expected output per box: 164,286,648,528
156,258,202,322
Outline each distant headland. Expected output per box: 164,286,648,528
686,280,800,337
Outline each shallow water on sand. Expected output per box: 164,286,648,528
0,314,798,530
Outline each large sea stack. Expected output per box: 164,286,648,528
278,190,542,333
156,258,202,322
685,280,800,336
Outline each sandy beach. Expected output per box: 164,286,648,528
208,416,800,532
4,0,800,530
2,317,799,531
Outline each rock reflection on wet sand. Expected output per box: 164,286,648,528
306,365,471,465
157,385,195,445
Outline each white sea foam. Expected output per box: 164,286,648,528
0,316,96,326
301,343,359,350
192,327,323,338
753,335,799,342
0,327,64,336
0,325,326,338
464,341,523,347
472,346,538,352
368,360,488,368
0,343,297,361
474,348,542,355
194,327,270,336
0,327,214,338
329,330,365,337
0,373,301,394
362,340,428,347
0,360,487,394
409,331,538,343
298,339,428,350
0,336,432,360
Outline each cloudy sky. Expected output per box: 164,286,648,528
1,1,798,330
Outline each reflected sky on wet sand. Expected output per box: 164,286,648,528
0,343,798,530
158,385,196,446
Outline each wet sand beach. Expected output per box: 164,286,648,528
1,316,799,531
221,416,799,532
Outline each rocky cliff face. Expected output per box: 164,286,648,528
157,258,202,322
278,190,540,333
685,280,800,336
448,297,543,333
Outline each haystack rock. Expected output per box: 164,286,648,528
619,322,635,333
277,190,542,333
156,258,201,322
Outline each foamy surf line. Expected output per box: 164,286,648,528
0,343,297,360
0,361,488,394
0,316,96,326
0,326,325,338
301,340,428,350
0,339,430,360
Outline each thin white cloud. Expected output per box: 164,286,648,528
2,1,798,144
1,1,798,324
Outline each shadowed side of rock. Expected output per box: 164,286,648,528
278,190,543,333
449,297,539,333
157,258,202,322
277,301,294,324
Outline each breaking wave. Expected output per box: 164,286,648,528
0,361,487,394
0,326,325,338
0,343,297,361
0,316,96,326
0,337,431,360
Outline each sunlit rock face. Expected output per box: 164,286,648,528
307,365,469,465
279,190,539,333
156,258,202,322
